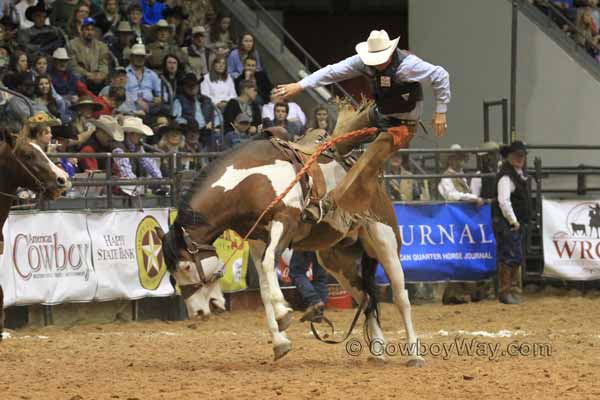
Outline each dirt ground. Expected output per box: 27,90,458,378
1,293,600,400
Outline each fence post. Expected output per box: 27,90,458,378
106,153,113,209
576,164,586,195
170,153,177,207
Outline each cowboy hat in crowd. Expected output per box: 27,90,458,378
121,116,154,136
91,115,124,142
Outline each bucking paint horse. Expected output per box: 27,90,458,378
0,124,71,341
159,101,424,366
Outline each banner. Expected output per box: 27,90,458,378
88,209,174,300
542,199,600,280
214,230,249,293
376,203,496,283
3,212,97,305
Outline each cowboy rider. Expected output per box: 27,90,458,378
277,29,451,137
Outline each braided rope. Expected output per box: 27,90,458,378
241,127,379,242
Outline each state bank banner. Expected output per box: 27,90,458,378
376,203,496,283
3,212,97,305
88,209,174,300
542,199,600,280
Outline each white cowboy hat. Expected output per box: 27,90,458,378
122,116,154,136
130,43,151,57
92,115,124,142
355,30,400,66
52,47,71,60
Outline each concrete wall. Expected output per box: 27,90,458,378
409,0,600,168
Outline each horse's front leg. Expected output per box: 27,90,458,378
248,240,291,360
260,220,294,331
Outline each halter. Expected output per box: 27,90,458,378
0,142,48,200
178,226,224,287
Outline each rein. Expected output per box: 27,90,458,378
310,296,367,344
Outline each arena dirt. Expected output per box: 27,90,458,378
1,293,599,400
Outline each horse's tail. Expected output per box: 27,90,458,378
361,253,380,327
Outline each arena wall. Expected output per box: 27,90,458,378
410,0,600,168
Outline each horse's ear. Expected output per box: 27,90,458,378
156,226,166,242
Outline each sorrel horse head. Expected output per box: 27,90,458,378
0,124,71,341
159,101,423,366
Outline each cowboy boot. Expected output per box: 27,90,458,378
510,265,523,303
498,263,519,305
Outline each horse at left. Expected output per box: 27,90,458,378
0,122,72,341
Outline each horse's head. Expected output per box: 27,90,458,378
5,125,70,199
157,224,226,319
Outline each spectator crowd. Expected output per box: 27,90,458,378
533,0,600,62
0,0,332,197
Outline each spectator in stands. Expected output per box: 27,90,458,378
0,44,11,80
224,112,251,149
146,19,188,71
29,112,57,151
210,14,236,50
4,72,37,124
184,26,210,79
307,105,334,134
438,144,485,305
32,75,68,122
3,49,30,90
234,56,271,106
172,72,221,151
471,141,501,198
66,2,91,39
201,56,237,111
80,81,133,116
108,21,135,67
68,17,111,93
95,0,122,35
99,66,128,97
32,55,49,77
181,0,216,32
70,96,100,142
113,115,164,195
127,3,148,44
125,43,162,116
159,54,184,109
49,48,80,105
385,153,421,201
15,0,41,30
0,23,12,55
263,102,302,139
51,0,80,32
141,0,165,26
162,5,190,47
80,114,124,171
290,251,328,323
223,79,261,135
17,1,64,56
227,32,263,79
576,8,598,54
180,120,202,169
156,119,185,173
262,87,307,128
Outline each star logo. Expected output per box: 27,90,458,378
136,216,167,290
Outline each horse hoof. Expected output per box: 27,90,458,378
406,358,426,368
367,355,387,365
276,310,293,332
273,342,292,361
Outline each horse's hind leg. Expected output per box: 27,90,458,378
361,222,424,367
249,240,291,361
316,245,386,362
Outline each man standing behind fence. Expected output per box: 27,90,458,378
495,141,530,305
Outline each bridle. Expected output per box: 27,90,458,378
0,142,47,200
177,226,225,292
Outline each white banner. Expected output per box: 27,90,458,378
4,212,97,305
543,199,600,280
0,209,175,307
89,209,174,300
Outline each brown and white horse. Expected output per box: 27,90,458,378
160,103,423,366
0,126,71,341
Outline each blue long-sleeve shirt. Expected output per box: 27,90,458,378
299,53,451,120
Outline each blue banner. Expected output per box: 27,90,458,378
376,203,496,283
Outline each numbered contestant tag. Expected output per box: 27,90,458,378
380,76,392,87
